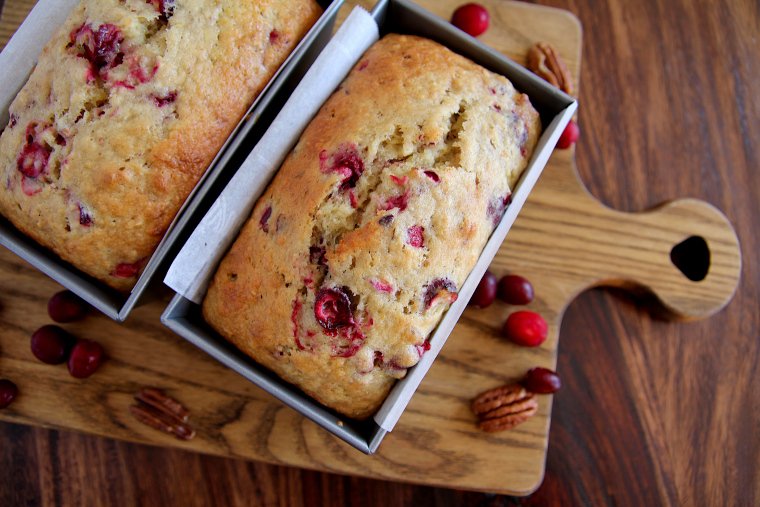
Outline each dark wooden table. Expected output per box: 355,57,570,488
1,0,758,505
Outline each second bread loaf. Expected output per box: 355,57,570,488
203,34,542,419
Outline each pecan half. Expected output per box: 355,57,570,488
527,42,574,95
471,383,538,432
135,387,190,423
130,387,195,441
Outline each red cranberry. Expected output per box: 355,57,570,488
112,59,159,89
423,170,440,183
111,259,144,278
67,339,105,378
16,141,51,178
415,340,431,357
329,327,365,358
259,205,272,233
379,191,409,212
21,176,42,196
314,287,354,330
502,310,548,347
70,24,94,53
31,325,76,364
91,24,124,70
556,120,580,149
70,23,124,72
48,290,89,323
497,274,534,305
486,193,512,226
423,278,458,309
130,60,158,84
336,155,363,189
291,298,304,343
369,278,393,293
522,367,562,394
390,174,408,186
320,145,364,190
406,225,425,248
451,3,490,37
152,91,177,107
78,203,92,226
148,0,175,19
469,270,497,308
0,379,18,409
309,245,326,265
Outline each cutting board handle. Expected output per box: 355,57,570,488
584,198,741,319
500,158,742,322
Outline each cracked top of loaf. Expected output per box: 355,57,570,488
202,34,542,419
0,0,321,290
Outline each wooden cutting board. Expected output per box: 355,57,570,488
0,0,741,496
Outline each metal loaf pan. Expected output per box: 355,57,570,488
161,0,577,454
0,0,344,321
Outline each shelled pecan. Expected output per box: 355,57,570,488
130,387,195,441
527,42,574,95
135,387,190,423
471,383,538,432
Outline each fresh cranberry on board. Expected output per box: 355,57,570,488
0,379,19,409
503,310,548,347
556,119,580,149
451,3,490,37
48,290,89,323
522,367,562,393
497,274,535,305
67,339,105,378
470,270,498,308
31,325,76,364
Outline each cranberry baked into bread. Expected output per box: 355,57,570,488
0,0,321,290
203,35,542,419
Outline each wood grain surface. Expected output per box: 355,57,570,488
0,0,758,506
0,0,589,494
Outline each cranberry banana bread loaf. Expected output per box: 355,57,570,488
203,34,542,419
0,0,321,290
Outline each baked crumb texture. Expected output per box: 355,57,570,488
203,34,542,419
0,0,321,290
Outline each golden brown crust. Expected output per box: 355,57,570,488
203,35,542,419
0,0,322,290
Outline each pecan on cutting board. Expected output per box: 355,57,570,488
471,383,538,432
527,42,574,95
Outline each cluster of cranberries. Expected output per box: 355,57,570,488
469,271,561,394
0,290,105,409
0,290,104,409
34,291,104,379
470,271,547,346
1,290,105,408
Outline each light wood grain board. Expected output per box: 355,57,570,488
0,0,741,496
